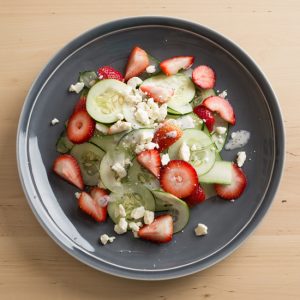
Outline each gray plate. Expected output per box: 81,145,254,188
16,17,284,280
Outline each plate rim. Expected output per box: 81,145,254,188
16,16,285,280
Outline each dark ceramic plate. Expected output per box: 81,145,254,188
17,17,284,280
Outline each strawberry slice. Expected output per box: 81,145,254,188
183,184,206,207
67,110,95,144
53,154,84,189
160,160,198,198
137,149,161,178
193,105,215,132
73,96,87,113
140,84,174,103
215,164,247,200
153,122,183,152
124,47,149,80
78,191,107,222
202,96,236,125
160,56,194,76
97,66,124,81
138,214,173,243
192,65,216,89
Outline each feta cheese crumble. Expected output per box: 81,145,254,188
129,222,140,232
144,210,154,225
131,206,145,220
117,113,124,120
236,151,247,167
194,223,208,236
69,82,84,94
161,153,170,166
215,126,227,135
115,204,126,218
100,234,115,245
127,77,143,88
74,192,81,199
175,115,195,129
51,118,60,126
218,90,228,98
114,217,128,234
146,65,156,73
225,130,250,150
178,142,191,162
111,162,127,180
108,120,132,134
96,123,109,135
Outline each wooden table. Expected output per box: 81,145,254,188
1,0,299,299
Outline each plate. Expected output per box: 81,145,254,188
17,17,284,280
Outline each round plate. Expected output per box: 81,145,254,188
17,17,284,280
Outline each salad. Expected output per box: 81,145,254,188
52,46,248,245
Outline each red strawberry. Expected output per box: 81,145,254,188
124,46,149,80
202,96,236,125
137,149,161,178
183,184,206,207
192,65,216,89
160,56,194,76
90,187,109,207
53,154,84,189
153,122,183,152
138,214,173,243
193,105,215,132
67,110,95,144
160,160,198,198
73,96,87,113
215,164,247,200
140,85,174,103
78,191,107,222
97,66,124,81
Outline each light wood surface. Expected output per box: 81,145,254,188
0,0,299,299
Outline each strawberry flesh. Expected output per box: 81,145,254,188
160,56,194,76
192,65,216,89
73,96,87,113
193,105,215,132
140,85,174,103
53,154,84,190
160,160,198,198
138,214,173,243
183,184,206,207
97,66,124,81
137,149,161,178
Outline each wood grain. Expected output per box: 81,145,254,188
0,0,299,299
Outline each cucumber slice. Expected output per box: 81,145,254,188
99,150,131,193
86,79,131,123
70,143,105,186
176,113,203,130
198,88,216,101
127,158,160,190
168,129,216,176
198,161,232,184
151,190,189,233
211,116,229,152
107,184,155,224
141,74,195,110
167,103,193,115
89,131,126,152
79,71,98,88
56,131,73,153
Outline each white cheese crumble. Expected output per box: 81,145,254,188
175,115,195,129
215,126,227,135
133,231,140,238
144,210,154,225
115,204,126,218
225,130,250,150
178,142,191,162
117,113,124,120
161,153,170,166
108,120,132,134
138,131,154,144
127,77,143,88
96,123,109,135
129,222,140,232
69,82,84,94
236,151,247,167
166,130,177,138
218,90,228,98
146,65,156,73
111,162,127,180
131,206,145,220
114,217,128,234
75,192,81,199
100,234,115,245
51,118,60,126
194,223,208,236
135,106,150,125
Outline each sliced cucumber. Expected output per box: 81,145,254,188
89,131,126,152
127,158,160,190
168,129,216,176
70,143,105,186
141,74,195,111
86,79,131,123
175,113,203,130
56,131,73,153
99,150,131,193
79,70,98,88
211,116,229,152
151,190,189,233
167,103,193,115
198,88,216,101
198,161,232,184
107,184,155,224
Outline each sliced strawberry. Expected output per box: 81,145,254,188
202,96,236,125
140,84,174,103
183,184,206,207
192,65,216,89
160,160,198,198
124,46,149,80
53,154,84,189
160,56,194,76
215,164,247,200
137,149,161,178
78,191,107,222
138,214,173,243
153,122,183,152
193,105,215,132
97,66,124,81
73,96,87,113
67,110,95,144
